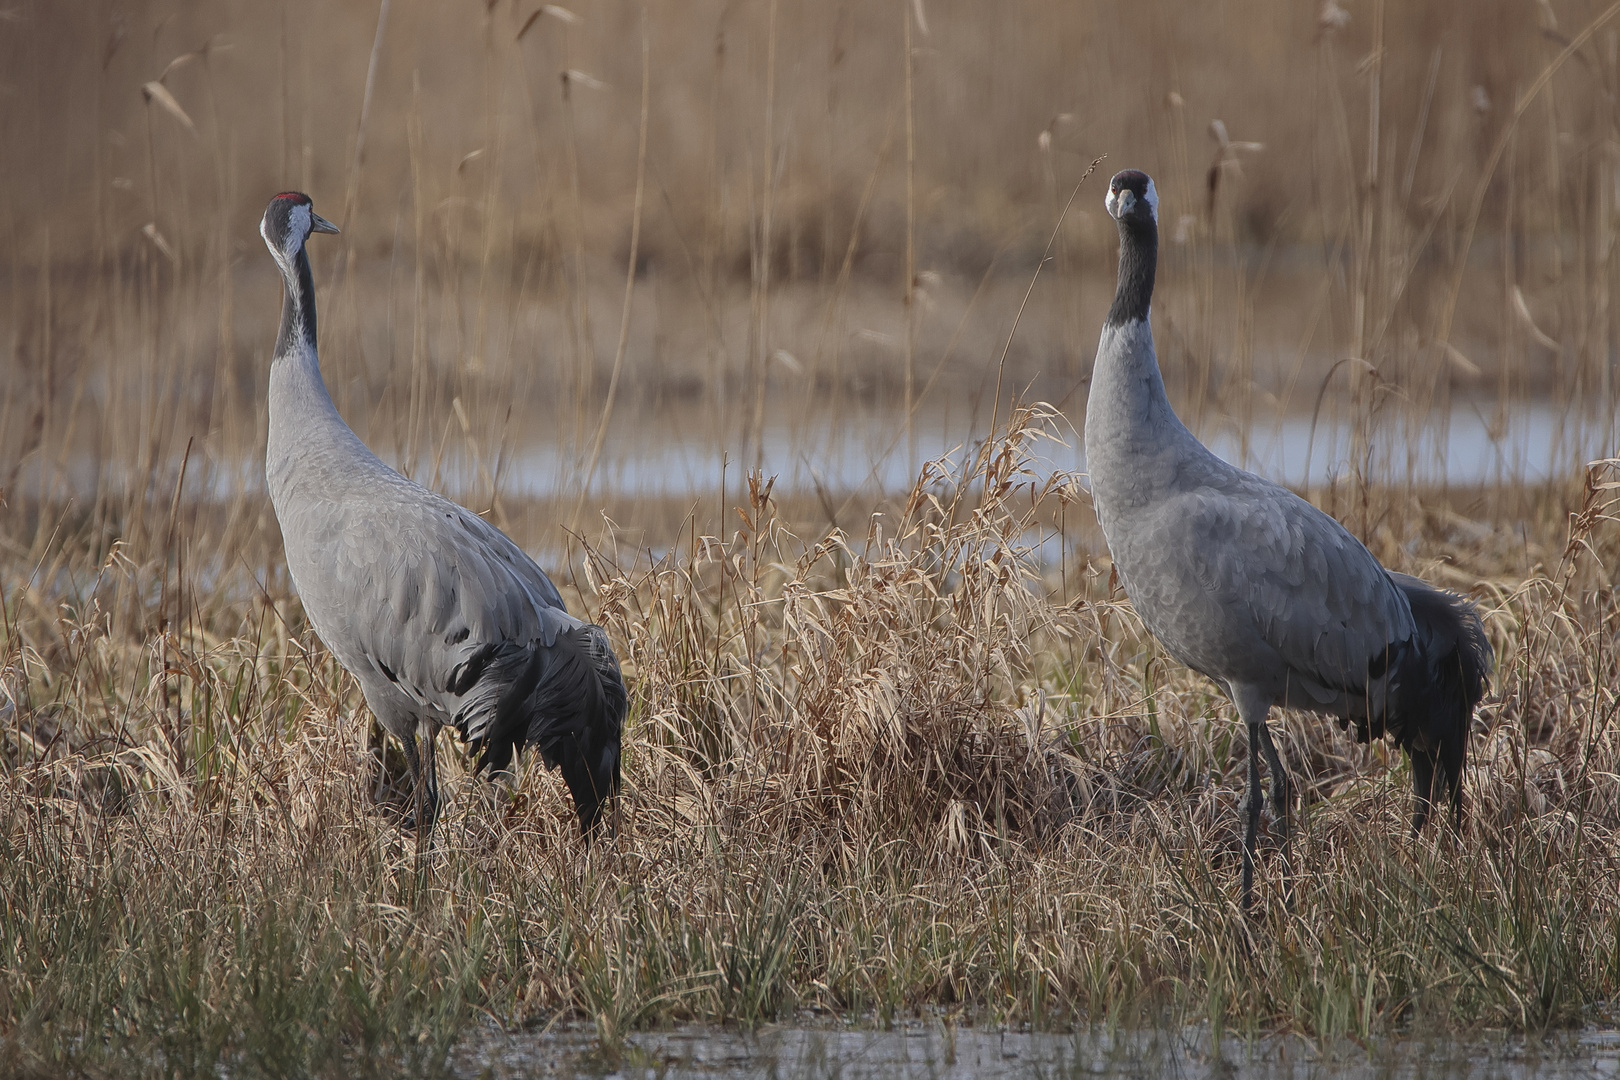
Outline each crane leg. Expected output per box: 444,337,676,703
1255,722,1291,826
1242,719,1262,914
396,724,439,838
1255,720,1294,909
417,720,440,838
1232,686,1276,915
399,733,424,824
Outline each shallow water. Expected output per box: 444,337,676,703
21,397,1616,510
476,398,1618,500
451,1021,1620,1079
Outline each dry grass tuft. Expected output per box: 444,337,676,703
606,406,1086,852
3,425,1618,1075
5,2,1620,1072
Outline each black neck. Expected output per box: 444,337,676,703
1104,215,1157,327
274,244,319,358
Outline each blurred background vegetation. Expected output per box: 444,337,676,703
2,0,1618,549
5,7,1620,1063
6,0,1607,259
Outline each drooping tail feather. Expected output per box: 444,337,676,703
1385,571,1493,832
476,625,627,835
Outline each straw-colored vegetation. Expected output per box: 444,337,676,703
4,419,1618,1076
4,0,1620,1076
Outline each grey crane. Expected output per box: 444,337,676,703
1084,170,1492,910
259,191,626,837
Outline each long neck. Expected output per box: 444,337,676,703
275,244,321,362
1105,216,1157,327
1093,214,1171,415
268,242,374,491
1087,212,1207,510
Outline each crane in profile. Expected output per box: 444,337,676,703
1084,170,1492,911
258,192,626,838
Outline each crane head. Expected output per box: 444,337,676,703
1105,169,1158,228
559,723,620,840
260,191,340,269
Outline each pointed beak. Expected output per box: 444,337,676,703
310,211,341,235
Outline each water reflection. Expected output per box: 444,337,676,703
19,399,1615,507
451,1020,1620,1079
480,399,1614,500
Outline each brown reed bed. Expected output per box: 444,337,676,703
8,0,1620,494
4,1,1620,1074
1,409,1617,1077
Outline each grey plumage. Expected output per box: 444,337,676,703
1085,170,1492,910
259,192,625,837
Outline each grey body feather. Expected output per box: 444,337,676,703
1085,171,1490,909
1086,319,1414,716
260,192,624,836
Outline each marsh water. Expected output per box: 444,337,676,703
31,396,1617,513
450,1020,1620,1079
481,397,1617,500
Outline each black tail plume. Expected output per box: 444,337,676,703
477,625,627,837
1385,571,1493,833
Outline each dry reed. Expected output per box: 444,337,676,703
3,1,1620,1075
2,418,1618,1075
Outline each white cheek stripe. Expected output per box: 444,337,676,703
1104,181,1157,221
284,203,311,257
